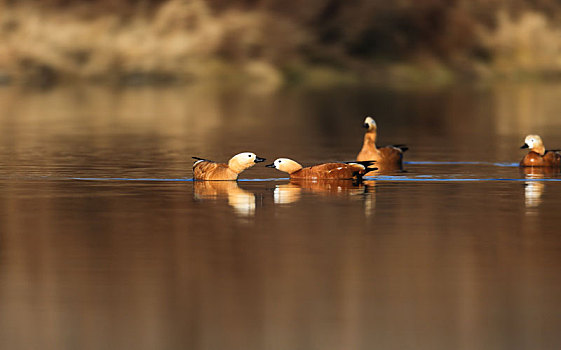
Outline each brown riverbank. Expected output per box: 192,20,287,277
2,0,561,88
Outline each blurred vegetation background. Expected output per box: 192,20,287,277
1,0,561,87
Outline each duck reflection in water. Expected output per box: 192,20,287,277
273,178,372,205
362,180,377,216
520,167,559,210
194,181,255,217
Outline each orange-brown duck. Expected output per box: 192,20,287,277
193,152,266,180
266,158,376,180
357,116,407,174
519,135,561,168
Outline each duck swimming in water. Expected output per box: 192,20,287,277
357,116,407,173
266,158,376,181
193,152,266,180
519,135,561,168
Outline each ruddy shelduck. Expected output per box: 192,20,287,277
192,152,266,180
357,116,407,172
519,135,561,168
265,158,376,180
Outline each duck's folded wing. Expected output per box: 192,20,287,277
311,163,348,172
193,160,216,173
313,163,365,178
544,150,561,163
194,161,234,179
379,146,405,161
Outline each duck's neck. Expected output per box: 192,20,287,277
363,132,377,149
228,159,249,174
285,161,303,174
532,144,546,156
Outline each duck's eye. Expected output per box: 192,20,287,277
278,160,282,163
248,154,251,158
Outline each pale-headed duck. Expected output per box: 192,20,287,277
519,135,560,168
193,152,266,180
266,158,376,180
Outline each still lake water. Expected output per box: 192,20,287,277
0,83,560,349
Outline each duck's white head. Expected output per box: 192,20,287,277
521,135,545,155
265,158,303,174
228,152,266,173
363,116,377,132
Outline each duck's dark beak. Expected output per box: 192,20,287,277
521,144,529,149
363,123,370,129
265,163,276,168
255,157,266,163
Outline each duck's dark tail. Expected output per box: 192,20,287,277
192,157,213,168
392,144,409,152
346,160,377,179
192,156,213,163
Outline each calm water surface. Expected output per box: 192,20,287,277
0,84,560,350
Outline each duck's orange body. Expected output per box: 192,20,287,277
520,151,561,167
519,135,561,168
266,158,376,181
192,152,265,180
193,161,238,180
357,117,407,173
290,163,372,180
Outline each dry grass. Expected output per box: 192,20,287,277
0,0,307,86
481,10,561,78
3,0,561,87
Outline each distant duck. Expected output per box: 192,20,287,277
193,152,266,180
266,158,376,180
519,135,561,168
357,116,407,173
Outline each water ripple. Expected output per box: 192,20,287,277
69,176,561,183
404,161,519,167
